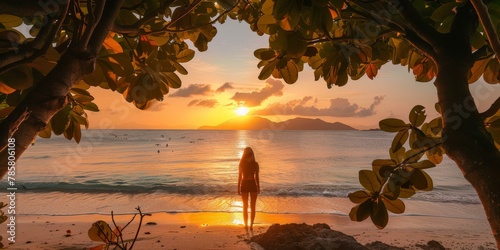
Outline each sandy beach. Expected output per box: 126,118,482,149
6,211,496,250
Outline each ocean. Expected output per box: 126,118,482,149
2,130,485,220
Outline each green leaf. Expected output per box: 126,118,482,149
468,57,491,83
51,105,71,135
391,129,409,153
389,146,405,164
168,59,188,75
81,102,100,112
409,160,436,170
379,118,410,132
176,49,195,63
409,105,426,127
349,199,372,222
38,123,52,138
484,59,500,84
348,190,372,204
71,111,87,126
257,14,278,35
278,60,299,84
431,2,460,22
359,170,381,192
398,187,416,198
285,32,307,58
258,60,277,80
426,145,443,164
372,159,396,168
382,197,405,214
261,50,278,61
0,65,34,90
163,72,182,88
0,14,23,27
410,169,433,191
370,200,388,229
73,120,82,143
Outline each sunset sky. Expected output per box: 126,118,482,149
88,19,500,130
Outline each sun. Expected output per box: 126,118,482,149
235,106,249,116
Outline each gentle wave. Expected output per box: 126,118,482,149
3,181,481,204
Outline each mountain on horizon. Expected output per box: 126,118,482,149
198,116,356,130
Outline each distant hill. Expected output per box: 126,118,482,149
198,116,356,130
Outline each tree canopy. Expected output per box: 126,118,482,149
0,0,500,246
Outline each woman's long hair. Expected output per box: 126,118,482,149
239,147,256,168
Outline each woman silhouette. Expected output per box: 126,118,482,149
238,147,260,230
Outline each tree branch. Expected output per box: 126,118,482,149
87,0,126,56
152,0,241,35
389,0,442,48
450,1,479,42
481,97,500,119
470,0,500,64
403,29,438,65
305,29,396,44
79,0,107,51
112,0,176,35
0,0,70,16
164,0,204,30
0,2,69,75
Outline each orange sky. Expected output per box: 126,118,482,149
87,19,500,130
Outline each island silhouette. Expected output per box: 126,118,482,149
198,116,356,130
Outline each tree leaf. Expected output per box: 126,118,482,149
379,118,410,132
391,129,409,153
81,102,100,112
51,105,71,135
382,197,405,214
103,34,123,53
410,169,433,191
409,160,436,170
38,122,52,138
279,60,299,84
0,65,33,90
366,63,378,80
484,58,500,84
0,82,15,94
431,2,460,22
88,220,113,242
73,120,82,143
359,170,381,192
398,187,416,198
176,49,195,63
372,159,396,168
370,200,388,229
409,105,426,127
0,14,23,27
468,57,490,83
258,60,277,80
426,145,443,164
257,14,278,35
349,199,372,222
163,72,182,88
348,190,372,204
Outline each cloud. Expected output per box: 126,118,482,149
216,82,234,93
231,79,284,107
253,96,385,117
171,84,212,97
188,99,218,108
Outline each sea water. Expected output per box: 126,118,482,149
1,130,484,219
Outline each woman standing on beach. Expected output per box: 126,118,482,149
238,147,260,230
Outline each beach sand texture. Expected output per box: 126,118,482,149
7,211,496,250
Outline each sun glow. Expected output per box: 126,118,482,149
235,106,249,116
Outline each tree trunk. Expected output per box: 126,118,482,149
0,0,125,177
435,34,500,248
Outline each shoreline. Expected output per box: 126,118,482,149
6,211,496,250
